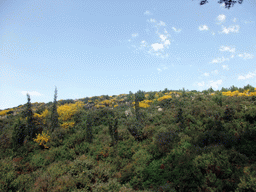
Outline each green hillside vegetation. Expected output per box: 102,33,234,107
1,84,256,191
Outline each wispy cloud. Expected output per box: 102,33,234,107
199,25,209,31
203,72,210,77
222,65,229,70
208,80,223,90
219,45,235,53
147,18,156,23
238,53,254,60
130,18,172,58
238,71,256,80
144,10,152,15
172,27,181,33
216,14,226,24
218,25,240,34
210,56,229,64
211,70,219,75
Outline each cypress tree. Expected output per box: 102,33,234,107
25,93,36,141
50,86,59,133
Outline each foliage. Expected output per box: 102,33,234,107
108,116,118,147
135,90,146,102
57,101,84,123
196,0,244,10
50,86,59,133
212,91,224,107
2,85,256,191
58,99,75,105
85,112,94,144
146,91,156,101
25,93,37,141
11,118,27,150
33,131,51,149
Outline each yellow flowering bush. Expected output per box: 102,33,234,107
61,121,75,130
33,109,49,124
33,131,51,149
157,95,172,102
0,109,13,116
57,101,84,122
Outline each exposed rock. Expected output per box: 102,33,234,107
84,103,95,110
158,108,163,112
0,115,7,119
125,108,133,117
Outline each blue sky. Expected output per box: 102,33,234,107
1,0,256,110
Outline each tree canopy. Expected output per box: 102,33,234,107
194,0,244,9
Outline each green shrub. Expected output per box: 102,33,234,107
11,118,27,150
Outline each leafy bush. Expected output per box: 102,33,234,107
11,118,27,150
154,128,179,154
33,131,51,149
197,129,239,149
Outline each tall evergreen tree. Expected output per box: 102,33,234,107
50,86,59,133
25,93,36,141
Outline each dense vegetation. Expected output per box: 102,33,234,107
1,84,256,191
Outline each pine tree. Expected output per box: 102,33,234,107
50,86,59,133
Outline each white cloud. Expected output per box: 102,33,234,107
140,40,147,47
216,14,226,24
218,25,240,34
208,80,223,90
222,65,229,70
147,18,156,23
157,64,168,74
197,81,205,87
238,53,254,60
172,27,181,33
159,34,167,41
144,10,151,15
233,18,237,22
151,43,164,51
211,70,219,75
238,72,256,80
164,39,170,45
199,25,209,31
157,68,162,74
210,56,229,64
203,72,210,77
129,18,171,58
132,33,138,37
21,91,42,96
219,46,235,53
244,20,254,24
158,21,166,26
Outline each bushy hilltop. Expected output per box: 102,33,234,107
1,84,256,191
1,85,256,121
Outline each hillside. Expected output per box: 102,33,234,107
1,86,256,191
